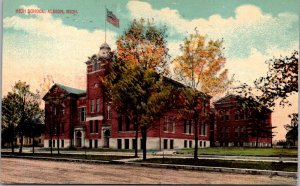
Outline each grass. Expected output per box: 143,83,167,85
176,147,298,157
1,152,135,161
139,158,297,172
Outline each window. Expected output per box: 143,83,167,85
240,113,245,120
170,140,174,149
184,120,187,133
117,139,122,149
172,117,176,133
188,120,192,134
80,107,86,122
93,63,97,71
189,141,192,148
225,127,229,137
220,111,224,121
118,114,122,131
184,140,187,148
164,116,168,132
90,121,93,133
125,116,130,131
203,123,206,136
225,111,230,121
96,99,100,112
132,139,136,149
221,128,225,138
53,140,55,147
199,141,202,147
184,120,192,134
49,140,52,147
125,139,129,149
95,120,99,133
90,100,95,113
89,140,92,148
94,140,98,148
164,139,168,149
235,127,239,138
235,111,239,120
107,105,112,119
204,141,206,147
61,140,64,148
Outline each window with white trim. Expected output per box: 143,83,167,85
107,105,112,119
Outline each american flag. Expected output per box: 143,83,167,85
106,9,119,28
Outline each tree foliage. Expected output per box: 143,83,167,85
1,81,43,153
284,113,298,146
174,29,231,96
255,51,298,107
104,19,172,160
234,84,276,147
174,30,231,159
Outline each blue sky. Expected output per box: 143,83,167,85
3,0,298,140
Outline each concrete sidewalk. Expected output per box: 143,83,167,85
2,148,297,163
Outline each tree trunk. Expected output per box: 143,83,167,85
19,134,23,154
32,136,35,154
141,127,147,161
256,135,259,148
57,136,60,154
11,127,14,153
50,136,53,155
134,123,138,158
194,118,199,161
11,141,14,153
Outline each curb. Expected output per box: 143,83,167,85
2,155,296,178
1,155,124,165
123,162,297,178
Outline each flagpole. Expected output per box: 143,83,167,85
105,5,107,43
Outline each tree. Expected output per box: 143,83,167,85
2,81,42,153
105,19,172,160
255,51,298,107
45,90,66,155
2,93,21,152
173,30,231,160
234,84,276,148
284,113,298,147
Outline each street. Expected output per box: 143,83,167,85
1,158,296,185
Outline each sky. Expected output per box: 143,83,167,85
2,0,299,141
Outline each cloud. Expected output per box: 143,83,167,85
3,4,117,95
127,1,298,58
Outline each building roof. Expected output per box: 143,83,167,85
55,83,86,95
43,83,86,100
213,94,272,112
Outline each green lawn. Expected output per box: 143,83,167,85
139,158,297,172
176,147,298,157
2,152,135,161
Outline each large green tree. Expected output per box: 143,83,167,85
2,93,21,152
174,30,231,160
104,19,172,160
2,81,43,153
255,51,298,107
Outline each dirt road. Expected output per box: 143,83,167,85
1,158,296,185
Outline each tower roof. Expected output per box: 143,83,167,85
100,42,111,50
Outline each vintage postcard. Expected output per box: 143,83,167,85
1,0,298,185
